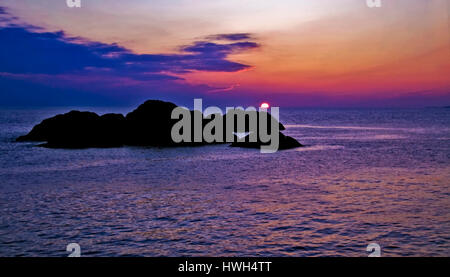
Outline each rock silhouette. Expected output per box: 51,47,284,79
16,100,303,150
16,111,126,148
124,100,179,146
230,131,302,150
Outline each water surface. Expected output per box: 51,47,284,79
0,107,449,256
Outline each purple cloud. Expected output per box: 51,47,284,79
0,6,261,107
207,33,253,41
0,8,259,81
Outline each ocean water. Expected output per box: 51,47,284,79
0,107,449,257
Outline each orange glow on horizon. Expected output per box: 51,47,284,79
2,0,449,105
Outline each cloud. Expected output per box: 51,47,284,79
207,33,253,41
183,41,259,56
0,6,262,106
208,84,241,93
0,11,259,82
0,6,18,24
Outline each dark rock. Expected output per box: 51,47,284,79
124,100,211,147
97,113,127,147
279,133,304,149
17,111,126,148
16,99,302,150
17,111,97,142
125,100,178,146
230,131,303,150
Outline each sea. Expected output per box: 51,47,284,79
0,107,449,256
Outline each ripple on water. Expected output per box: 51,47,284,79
1,108,449,256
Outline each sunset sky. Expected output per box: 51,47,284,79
0,0,449,107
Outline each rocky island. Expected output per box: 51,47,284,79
16,100,303,151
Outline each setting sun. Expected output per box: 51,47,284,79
260,103,270,109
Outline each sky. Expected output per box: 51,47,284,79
0,0,449,107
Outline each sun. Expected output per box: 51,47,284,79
260,102,270,109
